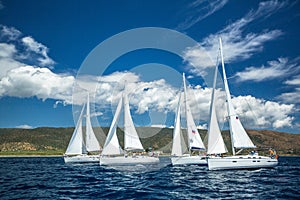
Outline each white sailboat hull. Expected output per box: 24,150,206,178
100,156,159,166
208,155,278,170
64,154,100,163
171,155,207,166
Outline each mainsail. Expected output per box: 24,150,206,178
219,38,255,153
85,94,101,152
65,104,87,155
171,93,184,156
183,73,206,151
102,96,123,155
207,54,228,155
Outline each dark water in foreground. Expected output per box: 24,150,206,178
0,156,299,199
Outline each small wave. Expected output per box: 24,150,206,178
0,156,299,199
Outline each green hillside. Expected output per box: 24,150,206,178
0,127,299,156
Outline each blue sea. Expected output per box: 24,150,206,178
0,156,299,199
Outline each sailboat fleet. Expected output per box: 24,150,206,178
64,38,278,170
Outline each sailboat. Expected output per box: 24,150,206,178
171,73,207,166
64,94,101,163
100,90,159,166
206,38,278,170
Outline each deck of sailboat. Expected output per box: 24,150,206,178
100,155,159,166
207,155,278,170
171,155,207,166
64,154,100,163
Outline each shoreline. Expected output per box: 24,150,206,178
0,155,63,158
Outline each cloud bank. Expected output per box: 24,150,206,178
0,65,74,102
0,24,296,130
0,25,55,79
73,71,294,130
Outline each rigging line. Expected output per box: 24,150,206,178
224,63,261,129
220,50,261,129
244,98,261,129
226,75,237,80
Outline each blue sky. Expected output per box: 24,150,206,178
0,0,299,134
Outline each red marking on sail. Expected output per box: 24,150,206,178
192,130,196,134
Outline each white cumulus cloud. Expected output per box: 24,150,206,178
72,71,296,130
0,43,25,78
231,95,294,129
0,66,294,130
22,36,55,67
0,25,56,81
0,65,74,103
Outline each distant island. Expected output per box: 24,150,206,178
0,127,299,156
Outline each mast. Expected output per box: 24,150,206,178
219,37,236,155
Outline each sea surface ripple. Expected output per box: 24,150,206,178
0,156,299,199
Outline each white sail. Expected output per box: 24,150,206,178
219,38,256,151
65,104,87,155
183,73,206,151
207,57,228,155
123,92,144,151
171,93,184,156
102,96,123,155
85,94,101,152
